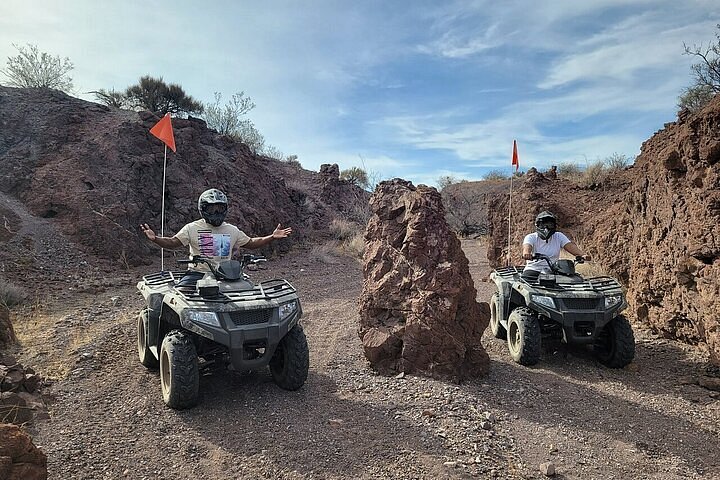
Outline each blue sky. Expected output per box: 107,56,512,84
1,0,718,186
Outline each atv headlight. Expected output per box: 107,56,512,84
279,300,298,321
531,295,555,309
185,311,220,327
605,295,623,309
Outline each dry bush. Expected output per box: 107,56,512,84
582,160,607,187
342,232,366,259
0,280,27,308
329,218,360,241
605,153,631,171
558,161,582,179
309,242,341,264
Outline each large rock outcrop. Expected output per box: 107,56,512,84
0,423,47,480
486,97,720,364
359,179,490,381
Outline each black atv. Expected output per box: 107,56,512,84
489,254,635,368
136,254,309,409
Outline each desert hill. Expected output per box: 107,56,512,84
0,86,367,268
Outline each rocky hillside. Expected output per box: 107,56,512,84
0,86,367,267
485,98,720,365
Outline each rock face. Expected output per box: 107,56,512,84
359,179,490,381
0,423,47,480
486,97,720,365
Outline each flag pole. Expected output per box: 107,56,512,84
507,170,513,266
160,144,167,271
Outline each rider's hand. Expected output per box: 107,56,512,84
583,254,591,261
272,224,292,239
140,223,156,241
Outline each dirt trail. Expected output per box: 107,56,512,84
8,238,720,479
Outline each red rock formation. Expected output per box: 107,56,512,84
486,97,720,364
359,179,490,381
0,423,47,480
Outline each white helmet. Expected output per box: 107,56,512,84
198,188,228,227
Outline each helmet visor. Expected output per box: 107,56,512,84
203,203,227,215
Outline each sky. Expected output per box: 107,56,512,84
1,0,718,187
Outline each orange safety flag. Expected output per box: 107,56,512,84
149,113,176,152
511,139,519,171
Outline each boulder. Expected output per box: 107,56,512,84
0,423,47,480
0,308,16,346
359,179,490,381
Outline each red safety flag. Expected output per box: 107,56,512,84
511,140,519,172
149,113,176,152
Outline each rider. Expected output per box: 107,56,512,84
140,188,292,283
520,210,590,281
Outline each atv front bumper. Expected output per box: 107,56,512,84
179,303,302,370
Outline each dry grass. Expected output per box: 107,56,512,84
329,218,359,241
342,232,366,259
0,279,28,308
308,242,341,264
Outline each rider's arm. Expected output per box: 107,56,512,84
241,224,292,250
522,243,534,260
140,224,185,250
563,242,591,261
151,236,184,250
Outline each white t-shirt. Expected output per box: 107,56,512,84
522,232,571,273
174,219,251,271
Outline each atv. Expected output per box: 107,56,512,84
136,254,309,409
489,254,635,368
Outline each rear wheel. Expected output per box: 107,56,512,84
507,307,541,366
160,330,200,409
489,293,507,339
594,314,635,368
137,309,158,369
270,325,309,390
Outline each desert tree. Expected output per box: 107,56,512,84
678,24,720,112
92,88,128,108
124,75,203,116
437,175,458,191
235,119,266,154
0,43,73,92
203,91,255,135
340,167,370,189
483,169,509,180
441,183,487,237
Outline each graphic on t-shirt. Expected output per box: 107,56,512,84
198,231,232,257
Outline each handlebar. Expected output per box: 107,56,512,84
177,254,267,268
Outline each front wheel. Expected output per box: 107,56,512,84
137,309,159,369
160,330,200,409
489,293,507,339
270,325,309,390
594,314,635,368
507,307,541,366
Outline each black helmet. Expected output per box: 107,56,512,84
535,210,557,241
198,188,228,227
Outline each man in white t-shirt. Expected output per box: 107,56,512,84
520,211,590,281
140,188,292,282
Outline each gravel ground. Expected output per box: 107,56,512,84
7,227,720,479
